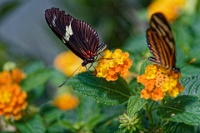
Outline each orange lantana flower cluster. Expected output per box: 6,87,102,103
147,0,185,21
53,93,79,111
0,68,27,120
95,49,132,81
137,64,184,101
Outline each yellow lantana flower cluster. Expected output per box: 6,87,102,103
53,93,79,111
147,0,185,21
137,64,184,101
0,68,27,120
95,49,132,81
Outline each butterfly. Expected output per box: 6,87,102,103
45,7,107,67
146,12,180,73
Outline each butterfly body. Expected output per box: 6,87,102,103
45,7,107,66
146,13,180,73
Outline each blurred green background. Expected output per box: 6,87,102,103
1,0,200,132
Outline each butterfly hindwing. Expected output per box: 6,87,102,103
71,20,99,59
146,12,178,71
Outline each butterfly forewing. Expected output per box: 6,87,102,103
45,7,106,66
45,8,73,41
146,13,179,72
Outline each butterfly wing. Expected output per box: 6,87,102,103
70,19,100,60
146,13,176,70
45,7,100,62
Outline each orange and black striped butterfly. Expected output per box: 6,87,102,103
146,12,180,73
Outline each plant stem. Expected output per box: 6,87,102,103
161,99,165,105
195,0,200,13
146,104,154,126
149,101,155,109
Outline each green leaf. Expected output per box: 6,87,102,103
43,107,63,125
85,114,104,131
46,122,66,133
0,1,20,21
23,61,46,75
67,72,131,105
14,115,45,133
164,122,195,133
59,119,77,132
127,95,147,117
158,95,200,126
139,59,151,75
25,85,44,101
77,95,102,121
49,69,66,86
21,68,53,92
180,75,200,98
181,66,200,78
124,33,146,54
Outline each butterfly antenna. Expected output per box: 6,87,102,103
58,65,83,87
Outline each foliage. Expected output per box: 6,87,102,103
1,0,200,133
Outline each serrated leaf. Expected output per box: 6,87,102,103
127,95,147,117
164,122,195,133
21,68,53,92
67,72,131,105
14,115,45,133
181,66,200,78
158,95,200,126
180,75,200,98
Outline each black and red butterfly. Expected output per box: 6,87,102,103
146,13,180,73
45,7,107,66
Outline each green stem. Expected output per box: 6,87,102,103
39,101,52,110
149,101,155,109
151,106,159,111
195,0,200,13
145,104,154,126
161,99,165,105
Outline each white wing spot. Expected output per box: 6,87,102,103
62,38,66,43
64,23,73,41
52,15,56,27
